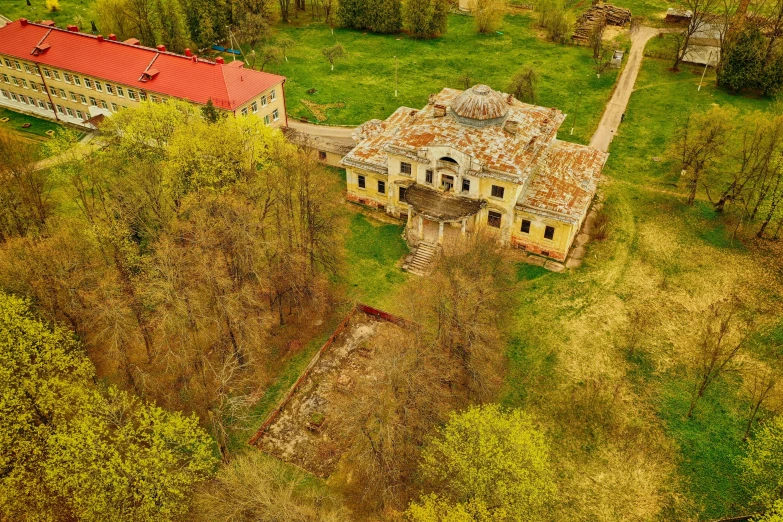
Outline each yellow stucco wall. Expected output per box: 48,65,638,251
510,210,575,260
345,167,389,209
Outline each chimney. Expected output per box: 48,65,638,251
215,56,225,64
156,44,166,52
20,18,28,26
428,93,436,105
96,35,104,42
506,93,514,105
67,24,78,32
433,104,446,118
108,34,117,41
504,120,519,134
124,38,140,45
192,56,197,62
184,48,192,57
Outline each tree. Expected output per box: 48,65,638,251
537,0,572,43
472,0,506,33
192,451,347,521
338,0,402,32
742,415,783,511
686,297,754,418
322,42,345,71
237,12,271,47
405,0,449,38
46,0,60,11
508,66,537,103
671,0,719,71
672,105,735,205
277,34,295,61
408,404,556,521
259,44,283,70
202,98,224,123
0,128,52,241
0,292,217,521
742,360,779,441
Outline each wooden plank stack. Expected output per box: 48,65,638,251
573,3,632,41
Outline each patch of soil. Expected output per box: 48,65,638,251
300,99,346,122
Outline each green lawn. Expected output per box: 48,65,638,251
264,14,618,144
0,106,61,138
0,0,95,26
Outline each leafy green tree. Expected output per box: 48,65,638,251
473,0,505,34
755,500,783,522
322,42,346,71
337,0,363,28
337,0,402,32
719,25,765,93
0,292,218,521
277,34,296,61
202,98,224,123
408,404,556,521
743,415,783,511
405,0,448,38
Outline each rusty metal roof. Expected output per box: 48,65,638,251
451,84,508,124
518,140,608,223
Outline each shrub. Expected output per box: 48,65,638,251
46,0,60,11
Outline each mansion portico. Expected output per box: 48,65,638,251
341,85,608,261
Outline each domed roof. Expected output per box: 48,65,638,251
450,85,509,126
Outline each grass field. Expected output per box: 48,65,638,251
264,14,618,144
0,0,95,27
0,106,61,138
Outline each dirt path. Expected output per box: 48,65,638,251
286,118,355,141
589,26,661,152
33,132,102,171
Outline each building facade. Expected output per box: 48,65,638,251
0,19,286,128
341,85,608,261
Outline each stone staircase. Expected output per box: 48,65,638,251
403,242,438,276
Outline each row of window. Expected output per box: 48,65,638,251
0,89,92,120
401,162,507,200
240,105,280,124
1,73,158,106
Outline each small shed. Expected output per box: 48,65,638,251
611,50,624,67
665,8,692,23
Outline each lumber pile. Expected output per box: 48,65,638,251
573,3,632,41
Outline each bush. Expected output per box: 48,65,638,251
537,0,572,43
46,0,60,11
472,0,506,33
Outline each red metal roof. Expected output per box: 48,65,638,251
0,19,284,110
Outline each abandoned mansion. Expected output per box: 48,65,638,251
341,84,608,261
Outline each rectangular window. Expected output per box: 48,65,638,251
56,104,65,114
272,109,279,121
66,107,74,117
21,79,28,88
10,92,17,101
52,70,60,80
128,90,138,101
151,96,160,103
71,92,78,102
64,73,72,83
544,225,555,240
462,178,470,193
84,78,93,89
24,64,34,74
76,109,84,119
3,59,11,67
487,211,502,228
106,84,115,95
18,95,26,104
521,219,531,234
251,101,258,113
89,96,97,106
59,89,65,98
1,74,8,83
378,180,386,194
241,107,248,116
263,114,270,125
73,76,81,86
491,185,505,199
111,103,119,112
261,95,267,107
318,150,327,160
139,91,146,101
46,101,53,111
49,86,57,96
80,94,87,104
30,82,38,92
116,86,124,97
399,186,407,202
12,77,19,86
425,169,433,184
400,162,412,175
270,89,276,100
358,175,366,189
38,99,46,109
100,100,108,109
94,81,102,92
13,61,21,71
0,90,7,99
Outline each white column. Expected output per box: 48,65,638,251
438,221,444,244
418,216,424,239
461,219,467,236
407,206,412,228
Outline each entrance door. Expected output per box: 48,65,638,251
441,174,454,192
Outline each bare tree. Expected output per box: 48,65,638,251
508,66,538,103
687,297,755,418
672,0,720,71
742,360,779,440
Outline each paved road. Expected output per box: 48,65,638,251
589,26,660,152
